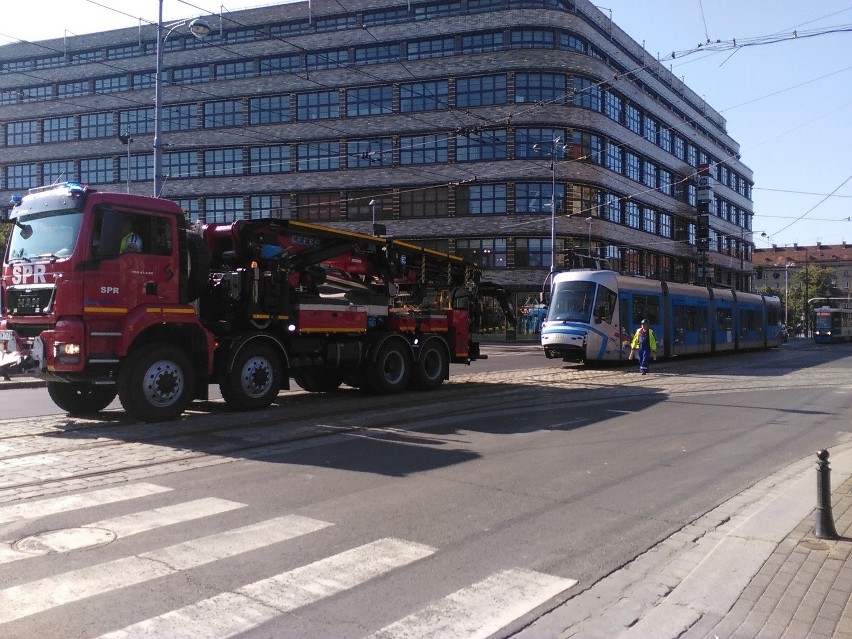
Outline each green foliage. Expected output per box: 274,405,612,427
786,264,844,327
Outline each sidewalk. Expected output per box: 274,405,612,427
518,443,852,639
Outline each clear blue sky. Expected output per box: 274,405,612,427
3,1,851,249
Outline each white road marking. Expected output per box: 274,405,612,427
0,483,172,525
0,498,246,563
0,514,332,625
97,538,436,639
367,568,577,639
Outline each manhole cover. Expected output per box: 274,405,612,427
798,539,830,551
14,527,116,554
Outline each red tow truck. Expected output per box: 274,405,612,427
1,182,512,421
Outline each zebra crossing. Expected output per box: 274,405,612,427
0,482,576,638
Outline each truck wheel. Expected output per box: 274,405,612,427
219,343,282,410
293,370,344,392
367,340,411,393
412,339,448,390
118,344,195,422
47,382,117,416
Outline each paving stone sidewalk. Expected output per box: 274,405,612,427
681,473,852,639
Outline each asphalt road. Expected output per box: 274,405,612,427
0,339,849,638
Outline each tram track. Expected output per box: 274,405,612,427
0,354,840,503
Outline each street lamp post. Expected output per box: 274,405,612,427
533,137,566,273
784,262,795,329
153,2,211,197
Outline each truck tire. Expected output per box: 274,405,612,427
218,342,282,410
366,340,411,393
186,231,209,303
293,370,344,392
411,339,449,390
117,344,195,422
47,382,117,416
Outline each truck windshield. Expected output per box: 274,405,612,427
6,209,84,263
546,280,596,323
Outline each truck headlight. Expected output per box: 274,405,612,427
54,342,82,364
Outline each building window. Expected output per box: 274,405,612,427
163,151,198,179
119,108,155,135
399,186,449,218
659,212,672,238
560,33,588,53
515,238,553,268
94,75,128,93
625,151,641,181
644,116,659,144
204,100,244,128
604,194,620,223
456,75,507,107
659,128,672,153
456,238,507,268
605,141,622,174
172,65,210,84
306,49,348,71
259,55,301,75
249,95,290,125
604,91,623,123
315,15,357,31
457,184,507,215
7,164,38,189
297,192,340,221
162,104,198,131
399,80,449,112
80,157,114,184
407,37,455,60
204,148,244,177
216,61,254,79
43,160,75,184
674,135,686,160
297,142,340,171
120,154,154,183
643,160,658,189
132,72,155,89
7,121,39,146
347,139,393,168
456,129,507,162
511,29,554,49
250,145,291,174
205,197,244,223
625,103,642,135
572,130,603,165
461,31,504,53
515,182,565,214
572,76,601,111
643,207,657,234
174,198,201,223
347,86,393,117
515,73,567,104
514,128,567,158
625,201,640,228
399,134,448,164
297,91,339,120
20,85,52,102
363,7,410,26
58,81,89,97
250,195,290,219
354,43,401,65
80,113,113,139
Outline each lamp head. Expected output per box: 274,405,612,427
188,18,212,38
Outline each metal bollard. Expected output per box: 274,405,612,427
813,449,839,540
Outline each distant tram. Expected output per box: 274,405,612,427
541,270,784,363
812,306,852,343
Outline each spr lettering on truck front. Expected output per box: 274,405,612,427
1,182,514,422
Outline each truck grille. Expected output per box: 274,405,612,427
5,286,55,316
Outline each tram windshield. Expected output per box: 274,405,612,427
546,280,596,323
814,312,833,331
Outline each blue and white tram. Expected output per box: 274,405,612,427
812,306,852,343
541,270,784,363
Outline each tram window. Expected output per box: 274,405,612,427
716,308,733,331
595,286,616,323
631,294,659,324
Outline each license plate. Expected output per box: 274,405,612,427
0,331,14,342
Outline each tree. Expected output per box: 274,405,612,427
787,264,842,332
